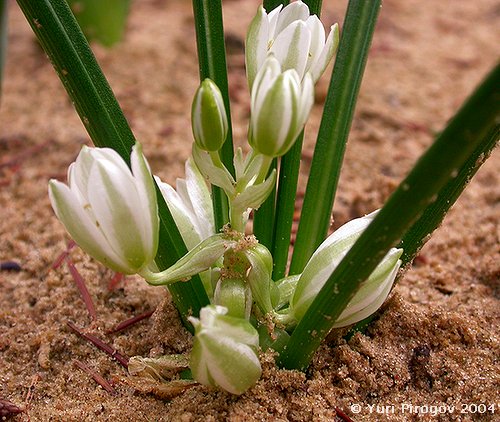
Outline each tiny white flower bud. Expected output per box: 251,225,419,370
48,143,158,274
249,56,314,157
191,79,228,152
189,305,262,395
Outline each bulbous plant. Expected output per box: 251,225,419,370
17,0,499,396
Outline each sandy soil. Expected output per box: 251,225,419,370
0,0,498,420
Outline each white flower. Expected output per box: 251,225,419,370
191,79,228,152
48,143,158,274
156,158,215,250
246,0,339,88
249,55,314,157
189,305,262,395
290,211,403,325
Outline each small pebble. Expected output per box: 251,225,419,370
0,261,22,271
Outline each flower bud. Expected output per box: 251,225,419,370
191,79,228,152
156,158,215,250
290,211,403,324
246,1,339,87
244,243,277,314
249,56,314,157
48,143,158,274
214,278,252,320
189,305,261,395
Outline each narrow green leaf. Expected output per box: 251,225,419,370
16,0,209,324
290,0,381,275
279,64,500,370
347,124,498,335
399,124,499,266
271,134,303,281
192,0,234,231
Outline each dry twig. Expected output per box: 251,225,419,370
67,321,129,368
73,360,117,395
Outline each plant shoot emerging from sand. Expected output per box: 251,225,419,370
49,1,399,393
36,0,499,396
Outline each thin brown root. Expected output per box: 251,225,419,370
66,258,97,320
73,360,117,396
335,407,354,422
67,321,129,368
108,310,154,334
51,240,76,270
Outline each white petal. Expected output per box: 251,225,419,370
87,161,147,272
333,260,400,328
291,211,378,319
245,6,271,88
131,143,159,264
274,0,310,35
304,15,326,73
266,4,283,39
48,180,129,272
156,177,202,250
271,20,311,78
297,73,315,128
185,158,215,241
310,23,339,83
251,56,281,115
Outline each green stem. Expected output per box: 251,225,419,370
271,133,304,281
16,0,209,325
252,159,276,251
192,0,234,231
279,64,500,370
290,0,381,275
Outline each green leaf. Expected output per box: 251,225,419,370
16,0,209,325
399,123,499,266
279,63,500,370
290,0,382,275
271,133,303,280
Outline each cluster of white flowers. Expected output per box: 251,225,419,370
48,2,401,396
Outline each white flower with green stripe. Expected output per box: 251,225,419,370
290,211,403,326
189,305,262,395
249,55,314,157
48,143,159,274
246,0,339,88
